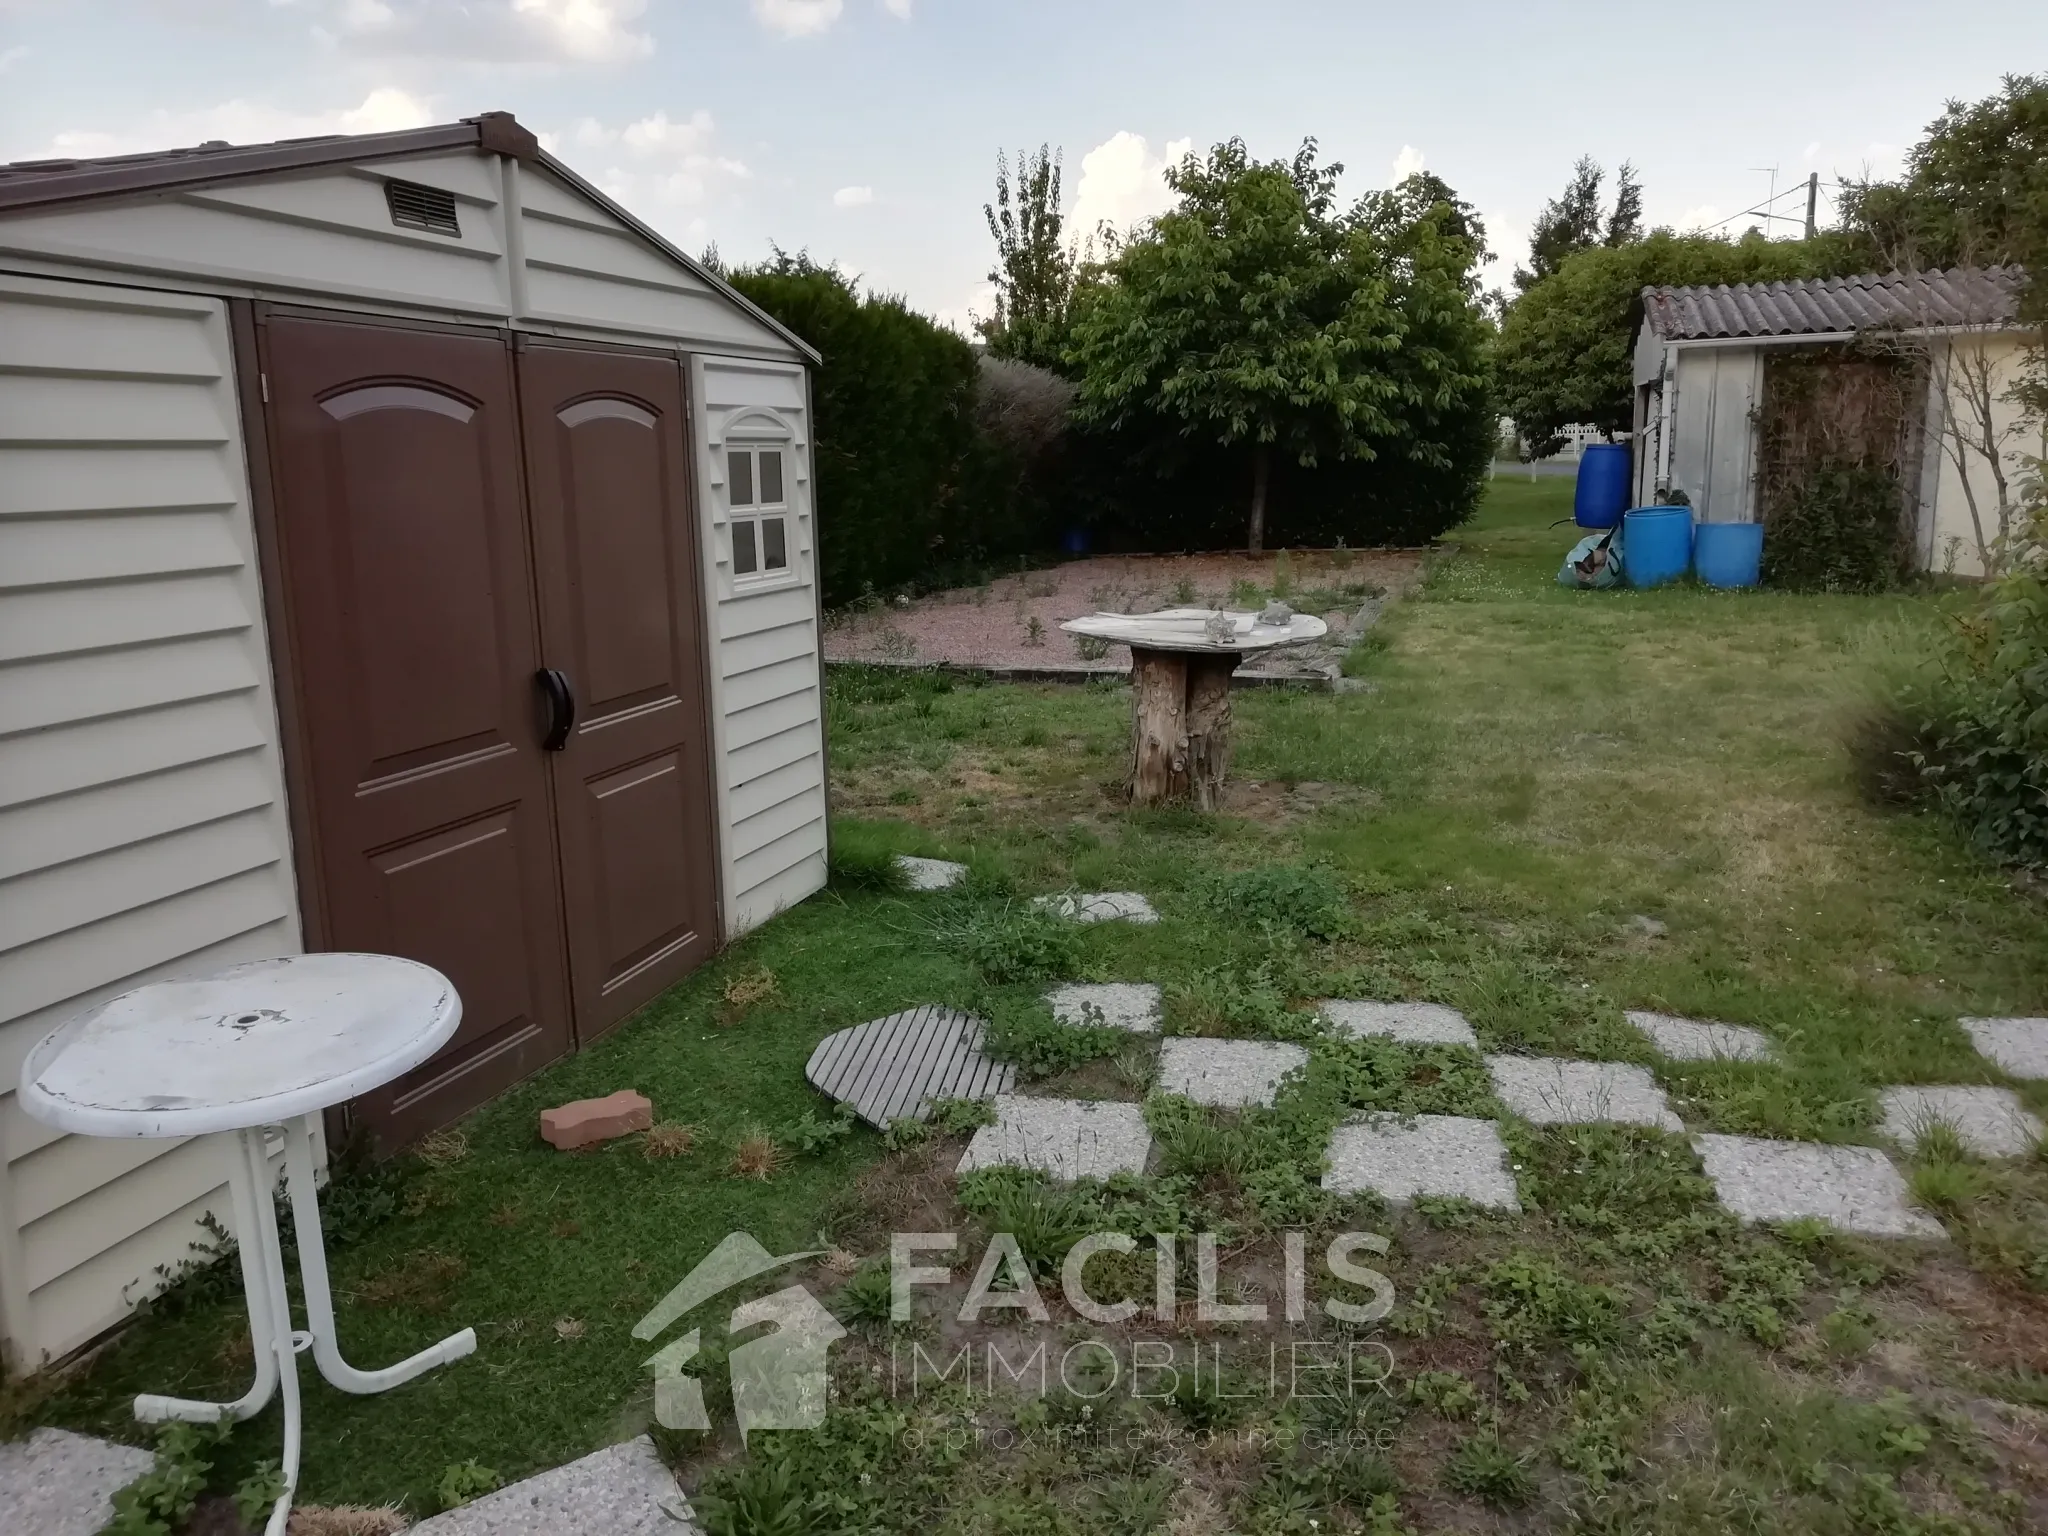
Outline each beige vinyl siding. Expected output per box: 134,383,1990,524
691,355,828,935
1924,333,2048,577
0,154,796,360
0,272,302,1369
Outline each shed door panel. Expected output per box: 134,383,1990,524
262,316,573,1148
518,344,720,1038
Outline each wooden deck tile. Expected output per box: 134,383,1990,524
805,1005,1016,1128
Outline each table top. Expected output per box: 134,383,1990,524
1060,607,1328,655
19,953,461,1138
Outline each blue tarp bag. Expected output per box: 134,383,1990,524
1559,527,1623,588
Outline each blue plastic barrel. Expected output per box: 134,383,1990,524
1573,443,1631,529
1693,521,1764,588
1622,506,1693,587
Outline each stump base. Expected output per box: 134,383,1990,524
1128,647,1238,809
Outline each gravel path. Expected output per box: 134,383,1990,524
822,550,1422,677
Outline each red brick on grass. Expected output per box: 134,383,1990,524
541,1090,652,1150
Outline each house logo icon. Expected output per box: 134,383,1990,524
631,1232,846,1442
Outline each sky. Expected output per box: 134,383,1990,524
1,2,2041,331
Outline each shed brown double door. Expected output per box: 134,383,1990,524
259,314,719,1149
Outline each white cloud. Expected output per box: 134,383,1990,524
1677,204,1724,231
937,278,997,339
1391,144,1425,182
308,0,653,64
546,109,750,235
833,184,874,207
752,0,841,37
24,88,435,162
882,0,912,14
1480,208,1523,293
1069,131,1193,244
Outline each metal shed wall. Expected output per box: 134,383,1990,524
0,272,303,1368
1669,345,1764,524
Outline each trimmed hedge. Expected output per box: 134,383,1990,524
726,256,1058,605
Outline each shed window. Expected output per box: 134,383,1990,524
726,444,791,582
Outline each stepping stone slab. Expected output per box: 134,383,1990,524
541,1089,652,1150
1322,1113,1522,1210
806,1005,1015,1129
1486,1056,1682,1132
1046,981,1161,1033
1033,891,1159,924
1960,1016,2048,1079
0,1427,155,1536
1693,1134,1944,1239
1879,1085,2045,1159
411,1435,699,1535
1626,1009,1775,1063
1157,1037,1309,1108
896,854,968,891
958,1095,1153,1181
1319,1000,1477,1047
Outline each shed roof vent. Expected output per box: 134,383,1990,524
385,178,460,237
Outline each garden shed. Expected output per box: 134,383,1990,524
0,113,828,1368
1630,266,2036,576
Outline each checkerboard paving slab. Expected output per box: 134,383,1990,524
1626,1010,1775,1063
1879,1085,2045,1159
957,1095,1153,1181
1485,1056,1683,1131
1033,891,1160,924
0,1428,155,1536
411,1435,700,1534
896,855,968,892
1046,981,1162,1033
1318,1000,1477,1047
1693,1134,1944,1239
1960,1017,2048,1080
1322,1113,1523,1210
1157,1037,1309,1108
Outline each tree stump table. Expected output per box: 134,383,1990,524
1060,608,1328,810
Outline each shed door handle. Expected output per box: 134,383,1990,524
536,668,575,751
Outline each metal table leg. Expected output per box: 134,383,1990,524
283,1114,477,1392
134,1129,302,1535
131,1119,476,1536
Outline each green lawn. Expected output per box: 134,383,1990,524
16,477,2048,1533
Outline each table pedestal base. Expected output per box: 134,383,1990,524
135,1116,476,1535
1128,647,1237,810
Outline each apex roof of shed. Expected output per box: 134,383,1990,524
0,110,818,364
1640,265,2027,341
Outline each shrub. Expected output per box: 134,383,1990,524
1761,460,1911,593
1860,475,2048,869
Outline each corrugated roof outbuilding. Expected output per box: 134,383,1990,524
1641,266,2027,341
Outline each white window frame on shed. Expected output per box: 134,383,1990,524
722,423,799,590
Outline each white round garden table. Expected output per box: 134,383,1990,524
18,953,477,1536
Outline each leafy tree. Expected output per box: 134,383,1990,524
1842,74,2048,285
1496,231,1867,455
1605,162,1644,247
1515,157,1645,291
981,145,1075,371
1066,139,1490,552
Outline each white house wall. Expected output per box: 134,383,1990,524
691,356,829,935
0,154,798,360
1924,333,2047,578
0,273,303,1368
